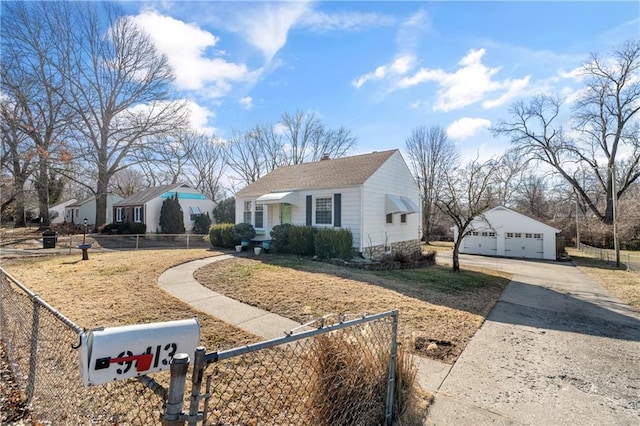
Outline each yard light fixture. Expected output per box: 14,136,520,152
83,218,88,245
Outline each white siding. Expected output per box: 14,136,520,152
361,151,421,252
149,187,215,233
455,206,559,260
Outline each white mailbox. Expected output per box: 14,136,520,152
78,318,200,386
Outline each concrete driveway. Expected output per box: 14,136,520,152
427,254,640,425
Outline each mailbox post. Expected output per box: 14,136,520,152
78,218,91,260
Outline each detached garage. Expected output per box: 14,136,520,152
453,206,560,260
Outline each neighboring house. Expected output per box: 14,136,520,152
235,150,421,258
65,194,123,227
49,198,77,224
453,206,561,260
112,183,215,233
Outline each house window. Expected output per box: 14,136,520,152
506,232,514,238
514,233,522,238
400,214,407,224
472,231,479,236
255,204,264,229
315,197,332,225
386,213,393,224
115,207,123,223
481,232,488,236
488,232,496,237
133,207,143,223
189,206,202,221
525,233,533,238
243,201,252,224
534,233,542,239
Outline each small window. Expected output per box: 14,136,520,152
315,197,332,225
133,206,143,223
255,204,264,229
525,233,533,238
386,213,393,224
472,231,479,236
243,201,252,224
115,207,123,223
514,233,522,238
189,206,202,221
481,231,488,236
506,232,514,238
534,233,542,239
400,214,407,224
488,232,496,237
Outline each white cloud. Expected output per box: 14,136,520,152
131,9,260,98
233,2,311,62
239,96,253,110
395,48,530,112
185,100,217,136
299,10,394,33
352,55,416,88
396,9,429,54
446,117,492,140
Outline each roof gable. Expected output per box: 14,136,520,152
482,206,561,233
237,150,398,198
115,183,195,206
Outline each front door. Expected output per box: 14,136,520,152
281,204,291,224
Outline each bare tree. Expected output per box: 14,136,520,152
0,102,33,226
1,1,75,226
61,3,189,227
226,131,267,189
183,134,227,201
494,40,640,225
493,149,527,207
405,125,458,243
436,158,499,272
110,168,148,198
515,173,549,218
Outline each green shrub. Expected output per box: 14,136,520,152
270,223,294,253
315,228,353,260
100,222,146,234
289,226,317,256
209,223,237,249
231,222,256,242
213,197,235,224
159,193,185,234
193,212,212,234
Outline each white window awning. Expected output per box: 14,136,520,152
189,206,202,215
385,195,420,214
256,191,298,205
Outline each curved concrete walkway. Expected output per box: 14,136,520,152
157,254,451,395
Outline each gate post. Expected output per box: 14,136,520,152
385,310,399,425
164,353,190,426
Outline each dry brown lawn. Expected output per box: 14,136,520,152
194,255,511,364
567,248,640,310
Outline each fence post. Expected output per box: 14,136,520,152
136,235,140,250
164,353,190,426
27,298,41,403
187,346,206,425
385,310,399,425
186,234,190,249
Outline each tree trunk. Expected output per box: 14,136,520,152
95,171,109,228
36,157,50,226
452,239,461,272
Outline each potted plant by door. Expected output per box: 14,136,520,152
231,223,256,251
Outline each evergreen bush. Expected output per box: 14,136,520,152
193,212,212,234
209,223,237,249
231,222,256,242
289,226,317,256
270,223,294,253
159,194,185,234
315,228,353,260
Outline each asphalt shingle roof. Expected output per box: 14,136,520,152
114,183,191,206
237,150,398,197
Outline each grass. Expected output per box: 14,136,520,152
567,247,640,310
194,254,511,364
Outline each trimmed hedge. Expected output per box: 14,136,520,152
270,224,294,253
289,226,317,256
101,222,147,234
315,228,353,260
209,223,238,249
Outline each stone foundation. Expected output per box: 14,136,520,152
363,239,421,261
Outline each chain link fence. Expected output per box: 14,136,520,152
0,267,167,424
578,243,640,272
164,311,405,425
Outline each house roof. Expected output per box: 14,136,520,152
67,193,121,208
237,150,398,198
114,183,195,206
483,206,561,233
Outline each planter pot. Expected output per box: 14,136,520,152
235,245,242,253
254,247,262,255
262,241,271,253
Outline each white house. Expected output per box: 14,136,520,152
112,183,215,233
454,206,560,260
235,150,421,258
65,193,122,227
49,198,77,224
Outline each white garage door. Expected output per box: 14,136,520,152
463,231,497,256
505,232,543,259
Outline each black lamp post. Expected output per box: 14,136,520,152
83,218,88,245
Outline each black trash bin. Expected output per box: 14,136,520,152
42,230,57,249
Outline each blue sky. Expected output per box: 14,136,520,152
123,1,639,161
